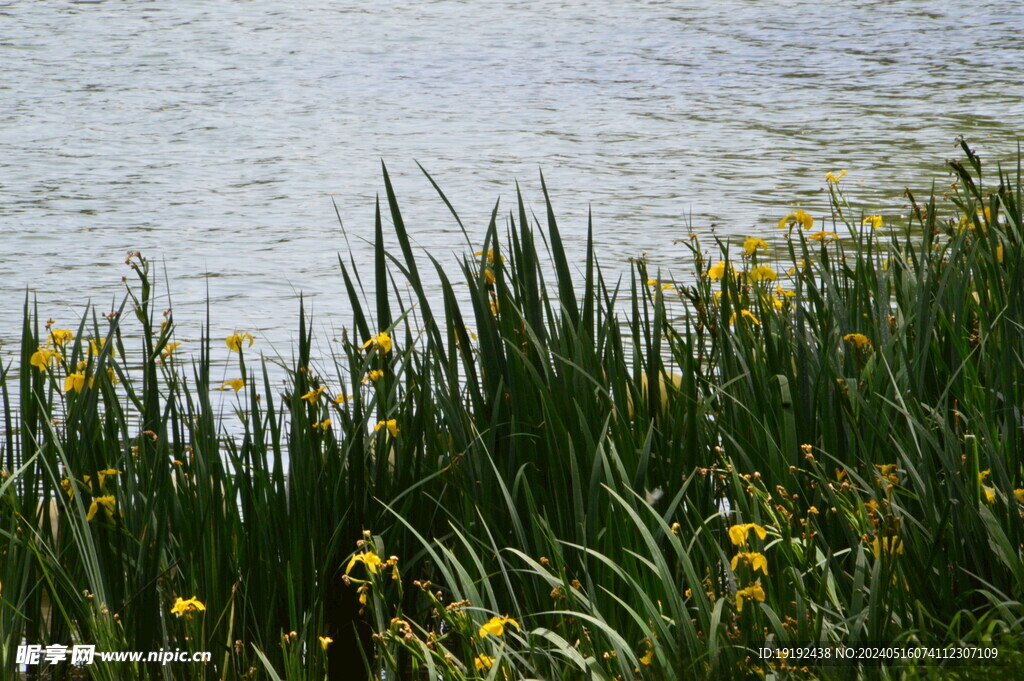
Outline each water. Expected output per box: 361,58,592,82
2,0,1023,355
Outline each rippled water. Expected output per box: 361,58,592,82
2,0,1023,354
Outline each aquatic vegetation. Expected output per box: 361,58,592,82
1,141,1022,680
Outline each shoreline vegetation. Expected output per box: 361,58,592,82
2,141,1023,680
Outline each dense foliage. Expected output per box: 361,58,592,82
2,142,1023,680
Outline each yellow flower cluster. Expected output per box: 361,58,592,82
728,523,768,611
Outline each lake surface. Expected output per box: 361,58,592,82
2,0,1023,357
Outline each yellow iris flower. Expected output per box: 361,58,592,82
162,342,182,359
707,260,735,280
362,331,393,354
729,310,761,326
345,550,382,575
86,495,118,522
843,333,872,350
50,329,74,346
301,386,327,403
743,236,768,255
362,370,385,384
474,654,496,671
479,615,520,638
220,379,245,392
748,265,776,283
875,463,899,484
313,419,331,431
730,551,768,575
728,523,767,546
64,372,86,393
89,367,119,388
88,338,116,358
84,469,122,490
319,636,333,651
778,210,814,231
871,535,903,558
825,169,846,183
374,419,399,437
863,215,883,229
30,348,60,371
225,332,255,352
474,249,504,265
735,582,766,612
809,230,839,241
170,596,206,617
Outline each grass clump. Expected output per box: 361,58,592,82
2,141,1023,680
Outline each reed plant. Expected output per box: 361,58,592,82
2,141,1022,680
